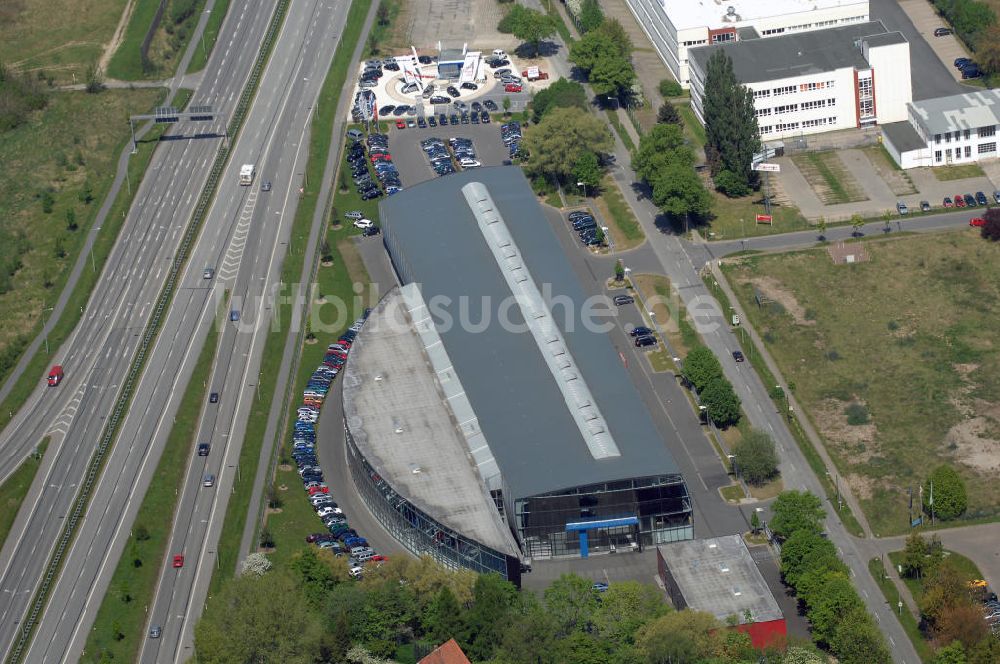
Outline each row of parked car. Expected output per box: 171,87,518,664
566,209,604,248
501,121,522,159
294,312,384,580
953,56,981,80
347,131,402,200
421,138,457,176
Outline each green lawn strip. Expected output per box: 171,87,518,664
677,103,706,148
207,0,373,594
868,557,935,662
719,484,743,502
703,271,866,537
0,89,183,436
932,163,985,181
705,190,809,240
363,0,402,57
606,110,636,153
599,175,644,243
543,2,575,45
82,323,218,663
0,438,49,548
106,0,210,80
185,0,233,74
544,190,562,209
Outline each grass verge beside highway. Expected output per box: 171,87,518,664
0,438,49,548
186,0,233,73
106,0,212,80
82,323,218,663
207,0,373,594
0,88,188,438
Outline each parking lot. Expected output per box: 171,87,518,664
385,119,515,185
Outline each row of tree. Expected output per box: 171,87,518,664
899,531,1000,661
195,548,835,663
772,491,892,663
682,346,741,427
633,123,712,220
702,51,761,198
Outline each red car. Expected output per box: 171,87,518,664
308,486,330,495
47,365,64,387
970,217,986,227
955,194,967,207
943,196,953,208
395,119,405,129
173,555,184,568
504,83,522,93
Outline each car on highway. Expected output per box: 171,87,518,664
47,365,64,387
970,217,986,227
209,392,219,403
261,180,272,192
198,443,210,456
203,267,214,279
203,474,215,488
149,625,162,639
173,555,184,568
613,294,634,306
229,310,240,321
732,350,745,362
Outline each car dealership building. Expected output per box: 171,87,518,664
341,168,693,584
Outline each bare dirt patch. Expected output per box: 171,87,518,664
749,276,815,326
813,398,878,462
946,416,1000,474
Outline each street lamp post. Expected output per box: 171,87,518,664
576,181,587,198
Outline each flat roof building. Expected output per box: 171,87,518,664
882,89,1000,168
622,0,870,88
687,21,911,140
343,167,692,581
657,535,786,649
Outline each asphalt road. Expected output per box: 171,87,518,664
134,3,353,662
0,2,276,661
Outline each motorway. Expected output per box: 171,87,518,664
136,2,351,661
0,1,275,660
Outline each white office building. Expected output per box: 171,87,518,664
687,22,911,141
881,90,1000,169
624,0,870,88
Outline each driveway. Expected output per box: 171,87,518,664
896,0,975,87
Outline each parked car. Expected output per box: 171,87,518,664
630,326,653,337
896,201,908,215
634,335,657,348
975,191,988,206
955,194,967,208
935,27,953,37
613,294,634,306
943,196,954,208
964,193,977,207
446,86,460,97
461,82,478,91
970,217,986,227
504,83,523,93
920,200,931,212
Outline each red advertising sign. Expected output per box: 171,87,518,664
756,214,773,224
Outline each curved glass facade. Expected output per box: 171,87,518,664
345,423,521,585
514,476,693,559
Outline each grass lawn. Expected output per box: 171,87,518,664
868,557,935,662
107,0,212,80
186,0,233,73
0,438,48,548
791,151,868,205
722,232,1000,536
677,103,706,148
703,190,809,240
207,0,372,593
932,163,986,181
631,274,697,359
593,176,645,250
606,109,635,153
0,0,125,84
719,484,744,502
0,87,170,433
82,323,217,663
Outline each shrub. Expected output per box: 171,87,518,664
659,79,683,98
844,402,869,425
733,429,778,485
923,465,968,520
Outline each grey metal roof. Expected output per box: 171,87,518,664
736,26,760,41
881,121,926,153
660,535,783,624
379,167,682,499
910,89,1000,135
689,21,888,84
862,31,907,47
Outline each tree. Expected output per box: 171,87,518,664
770,490,825,539
968,633,1000,664
376,1,390,25
934,641,968,664
569,21,632,78
85,62,104,93
502,96,512,116
588,53,635,98
240,552,272,577
578,0,604,32
779,529,836,585
977,25,1000,74
423,586,463,644
591,581,668,646
981,207,1000,241
816,216,827,240
829,607,891,664
781,646,826,664
934,604,988,651
807,572,864,646
65,208,78,231
79,181,94,204
614,259,625,282
920,558,970,631
682,346,723,392
195,571,328,663
648,164,711,219
700,376,741,427
702,49,759,196
923,465,967,520
750,510,761,533
497,5,557,57
530,77,587,122
544,573,600,636
656,100,681,126
572,151,602,191
901,531,929,579
463,574,519,661
733,428,778,485
850,213,865,235
635,610,720,663
523,107,612,182
659,79,683,98
713,169,750,198
634,124,692,182
495,595,561,663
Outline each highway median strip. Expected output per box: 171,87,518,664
5,2,291,660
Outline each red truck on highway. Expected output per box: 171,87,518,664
47,365,63,387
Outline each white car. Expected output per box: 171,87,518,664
460,159,481,168
349,566,364,579
298,413,318,423
353,218,374,229
316,506,337,517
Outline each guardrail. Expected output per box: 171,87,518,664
6,2,290,661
